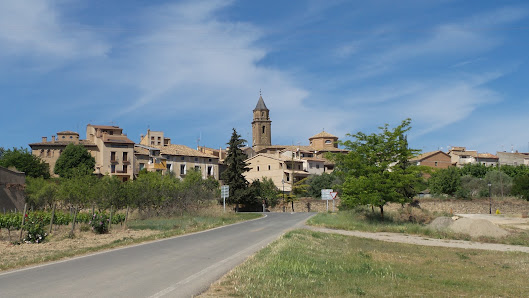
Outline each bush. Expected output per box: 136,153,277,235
23,213,48,243
89,213,110,234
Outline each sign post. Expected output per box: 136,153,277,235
330,192,338,212
221,185,229,212
321,189,333,212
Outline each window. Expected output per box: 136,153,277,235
325,140,332,144
257,166,260,171
158,137,161,140
194,157,199,162
298,165,301,170
268,165,271,170
286,173,290,182
180,164,186,175
207,166,213,176
195,165,201,171
47,150,51,157
208,158,212,162
123,165,127,173
280,163,283,168
139,163,145,170
40,149,44,157
111,164,116,173
316,164,320,169
111,151,116,161
123,152,128,162
435,162,438,167
167,164,172,172
70,136,73,139
109,131,114,135
262,126,265,134
181,156,185,161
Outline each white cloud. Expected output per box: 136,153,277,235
0,0,108,59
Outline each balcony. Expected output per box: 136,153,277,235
122,158,131,164
110,157,119,163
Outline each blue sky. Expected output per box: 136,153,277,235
1,0,529,154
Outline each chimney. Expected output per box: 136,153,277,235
52,135,56,142
42,137,47,142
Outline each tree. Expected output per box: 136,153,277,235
512,174,529,200
306,173,342,198
25,177,58,208
330,119,425,217
54,143,95,178
221,129,250,211
0,147,50,178
428,167,461,196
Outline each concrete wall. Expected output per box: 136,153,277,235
0,167,25,212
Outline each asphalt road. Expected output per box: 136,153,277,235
0,212,314,298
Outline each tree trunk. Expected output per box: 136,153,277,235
379,205,384,218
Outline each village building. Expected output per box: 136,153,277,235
0,166,25,212
139,130,219,180
448,146,498,167
29,125,135,181
410,150,453,169
496,151,529,166
243,94,347,191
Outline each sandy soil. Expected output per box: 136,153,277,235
303,225,529,253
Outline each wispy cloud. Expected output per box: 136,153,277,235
0,0,108,60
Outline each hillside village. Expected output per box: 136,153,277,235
9,94,529,193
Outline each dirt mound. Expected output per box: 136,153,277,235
429,217,453,231
450,218,509,238
428,217,509,238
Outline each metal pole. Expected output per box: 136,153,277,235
488,183,492,214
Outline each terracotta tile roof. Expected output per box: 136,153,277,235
302,157,326,162
29,140,97,147
57,131,79,135
309,131,338,139
477,153,498,159
102,135,134,144
450,150,477,157
153,144,218,159
410,150,450,161
134,146,150,155
88,125,122,130
247,153,305,163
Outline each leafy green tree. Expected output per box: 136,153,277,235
330,119,425,217
499,165,529,179
0,147,50,178
94,176,125,210
25,177,58,208
460,163,491,178
54,143,95,178
484,170,512,197
428,167,461,196
306,173,342,198
58,173,97,208
221,129,250,211
512,174,529,200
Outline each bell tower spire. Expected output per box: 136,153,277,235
252,92,272,152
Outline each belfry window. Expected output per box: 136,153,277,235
262,126,265,134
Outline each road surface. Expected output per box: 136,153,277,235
0,212,314,297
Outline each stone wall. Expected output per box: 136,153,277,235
384,198,529,216
0,166,26,212
266,196,529,216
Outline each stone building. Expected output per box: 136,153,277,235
0,166,25,212
244,94,347,192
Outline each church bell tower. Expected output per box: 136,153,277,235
252,93,272,152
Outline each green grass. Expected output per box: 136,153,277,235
207,229,529,297
128,213,260,231
307,209,529,246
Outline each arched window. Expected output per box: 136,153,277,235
262,126,265,134
325,140,332,144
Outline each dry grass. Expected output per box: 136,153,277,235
0,211,260,271
202,229,529,297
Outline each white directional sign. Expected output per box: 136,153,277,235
321,189,333,200
221,185,229,198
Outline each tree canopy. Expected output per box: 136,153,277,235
54,143,95,178
330,119,425,216
0,147,50,178
221,129,250,210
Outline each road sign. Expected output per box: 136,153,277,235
330,192,338,200
221,185,229,198
321,189,333,200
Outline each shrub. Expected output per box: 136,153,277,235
89,213,110,234
23,213,48,243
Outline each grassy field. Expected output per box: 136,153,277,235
204,229,529,297
0,212,261,271
307,208,529,246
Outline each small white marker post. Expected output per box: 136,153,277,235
321,189,333,212
221,185,229,212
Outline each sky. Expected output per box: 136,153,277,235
1,0,529,155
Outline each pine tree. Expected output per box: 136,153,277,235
221,128,250,211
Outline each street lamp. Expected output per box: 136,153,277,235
281,179,285,212
488,182,492,214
